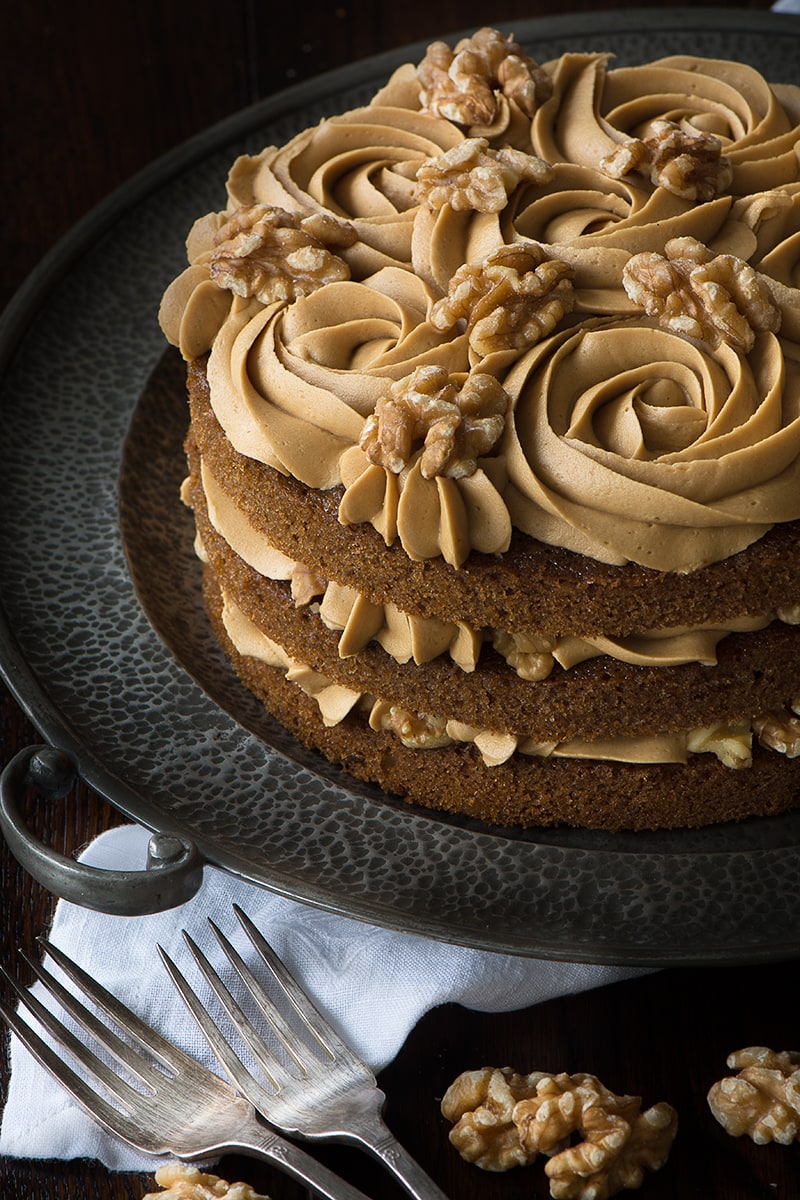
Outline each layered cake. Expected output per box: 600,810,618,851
159,28,800,830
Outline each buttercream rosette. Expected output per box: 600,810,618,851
225,106,465,278
204,266,476,488
159,36,800,584
534,52,800,195
338,357,513,569
733,184,800,326
502,313,800,571
532,53,800,196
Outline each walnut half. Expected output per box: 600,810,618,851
442,1066,678,1198
441,1066,550,1171
417,27,552,128
359,364,509,479
622,236,781,353
516,1073,678,1200
430,242,575,357
368,700,451,748
416,138,553,214
600,119,732,202
708,1047,800,1144
210,204,356,304
754,706,800,758
143,1163,271,1200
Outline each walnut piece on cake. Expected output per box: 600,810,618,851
600,119,733,202
359,364,509,480
369,700,451,748
290,563,327,608
708,1047,800,1144
442,1067,678,1198
143,1162,271,1200
622,236,782,352
430,242,575,356
209,204,356,303
416,138,553,213
417,26,552,126
685,721,752,769
492,629,557,681
754,706,800,757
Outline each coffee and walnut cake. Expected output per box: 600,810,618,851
159,28,800,831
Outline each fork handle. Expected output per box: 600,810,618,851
351,1118,451,1200
209,1120,375,1200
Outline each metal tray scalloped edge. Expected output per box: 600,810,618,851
1,9,800,966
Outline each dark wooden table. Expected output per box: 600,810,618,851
3,2,800,1198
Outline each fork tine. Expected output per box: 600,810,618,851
6,955,157,1102
207,918,322,1070
0,967,149,1144
38,938,188,1074
158,941,290,1092
233,905,366,1072
183,929,302,1081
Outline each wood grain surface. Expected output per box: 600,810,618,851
2,3,799,1198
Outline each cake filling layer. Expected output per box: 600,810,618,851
198,457,783,676
218,588,798,770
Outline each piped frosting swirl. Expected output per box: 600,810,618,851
503,317,800,570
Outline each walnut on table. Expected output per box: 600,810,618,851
430,241,575,357
600,119,732,202
416,137,553,214
209,204,356,303
622,235,782,353
417,26,552,128
515,1073,677,1200
442,1067,677,1199
359,363,509,480
143,1163,271,1200
708,1047,800,1144
441,1066,550,1170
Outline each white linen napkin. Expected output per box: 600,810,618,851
1,822,648,1170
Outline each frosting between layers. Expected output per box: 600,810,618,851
219,588,759,769
199,458,779,675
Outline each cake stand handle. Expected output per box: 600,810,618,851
0,744,204,914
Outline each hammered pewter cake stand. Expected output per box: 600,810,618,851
2,9,800,965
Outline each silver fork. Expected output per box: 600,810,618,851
158,905,451,1200
0,939,373,1200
